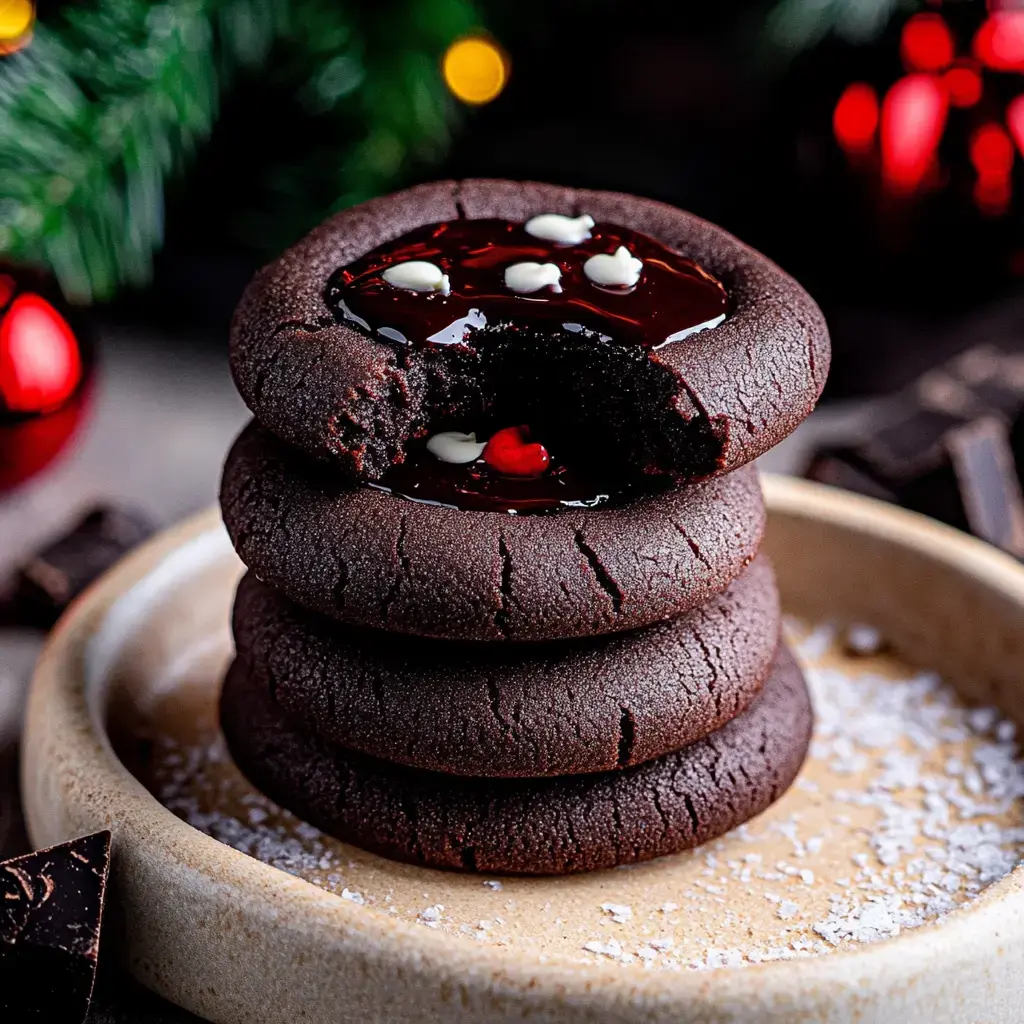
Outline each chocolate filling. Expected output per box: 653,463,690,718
322,218,730,505
371,435,668,514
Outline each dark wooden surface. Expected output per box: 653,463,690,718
0,328,868,1022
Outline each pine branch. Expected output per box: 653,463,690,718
0,0,477,303
765,0,912,54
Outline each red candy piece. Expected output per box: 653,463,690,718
483,425,551,478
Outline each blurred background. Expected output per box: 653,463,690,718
1,4,1024,1014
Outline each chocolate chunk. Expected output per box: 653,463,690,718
0,831,111,1022
805,344,1024,557
947,418,1024,557
11,507,154,628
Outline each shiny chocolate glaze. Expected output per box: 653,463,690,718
326,218,727,349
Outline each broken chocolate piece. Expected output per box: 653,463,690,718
0,831,111,1023
946,418,1024,558
805,343,1024,558
11,506,154,628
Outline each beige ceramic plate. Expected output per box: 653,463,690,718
21,475,1024,1023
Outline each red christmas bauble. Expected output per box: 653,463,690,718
0,265,91,492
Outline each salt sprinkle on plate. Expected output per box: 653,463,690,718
148,617,1024,972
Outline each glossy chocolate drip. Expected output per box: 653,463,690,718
326,218,728,349
372,441,655,514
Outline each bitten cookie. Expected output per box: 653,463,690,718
221,422,766,642
220,643,812,875
232,555,781,778
229,179,829,484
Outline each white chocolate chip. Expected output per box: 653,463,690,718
381,260,450,295
503,261,562,294
524,213,594,245
425,431,486,464
583,246,643,288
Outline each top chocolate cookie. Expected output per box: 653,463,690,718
230,179,829,483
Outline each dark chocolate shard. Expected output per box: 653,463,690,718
0,831,111,1023
804,343,1024,559
946,418,1024,558
11,506,154,629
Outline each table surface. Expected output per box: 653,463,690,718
0,327,870,1022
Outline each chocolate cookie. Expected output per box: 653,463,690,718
220,422,766,642
229,180,829,484
220,643,812,875
232,555,780,778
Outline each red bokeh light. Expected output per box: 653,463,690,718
1008,94,1024,156
943,64,984,107
974,174,1012,216
973,12,1024,72
0,293,82,415
970,123,1015,177
833,82,880,154
881,74,949,194
901,13,956,72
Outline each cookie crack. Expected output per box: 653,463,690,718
651,785,671,840
573,530,623,616
380,513,409,621
495,532,513,638
269,316,334,338
486,675,511,736
396,513,411,578
682,792,700,840
691,626,721,716
672,519,712,571
251,328,291,410
616,705,636,768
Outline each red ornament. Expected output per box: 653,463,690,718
0,292,82,415
0,266,90,491
483,425,551,478
0,383,90,492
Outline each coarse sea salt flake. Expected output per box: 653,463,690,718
601,902,633,924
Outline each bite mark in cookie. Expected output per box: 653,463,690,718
228,180,828,483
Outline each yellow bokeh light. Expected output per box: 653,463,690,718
0,0,33,43
443,36,508,106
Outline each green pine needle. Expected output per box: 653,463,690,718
0,0,478,303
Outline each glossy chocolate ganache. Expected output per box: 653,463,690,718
329,214,729,513
372,428,667,514
326,215,728,349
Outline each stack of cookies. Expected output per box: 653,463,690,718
219,180,830,875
